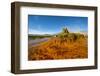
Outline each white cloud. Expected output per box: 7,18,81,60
28,29,55,35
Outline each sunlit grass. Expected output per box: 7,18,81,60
28,37,88,60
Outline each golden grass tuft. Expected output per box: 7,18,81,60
28,37,88,60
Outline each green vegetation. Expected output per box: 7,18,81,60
29,35,53,40
29,27,86,41
56,27,85,41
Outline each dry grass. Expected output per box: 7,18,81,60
28,37,88,60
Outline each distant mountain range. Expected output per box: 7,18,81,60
29,31,87,36
28,34,55,36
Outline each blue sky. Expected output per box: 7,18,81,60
28,15,88,35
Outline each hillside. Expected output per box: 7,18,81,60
28,27,88,60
